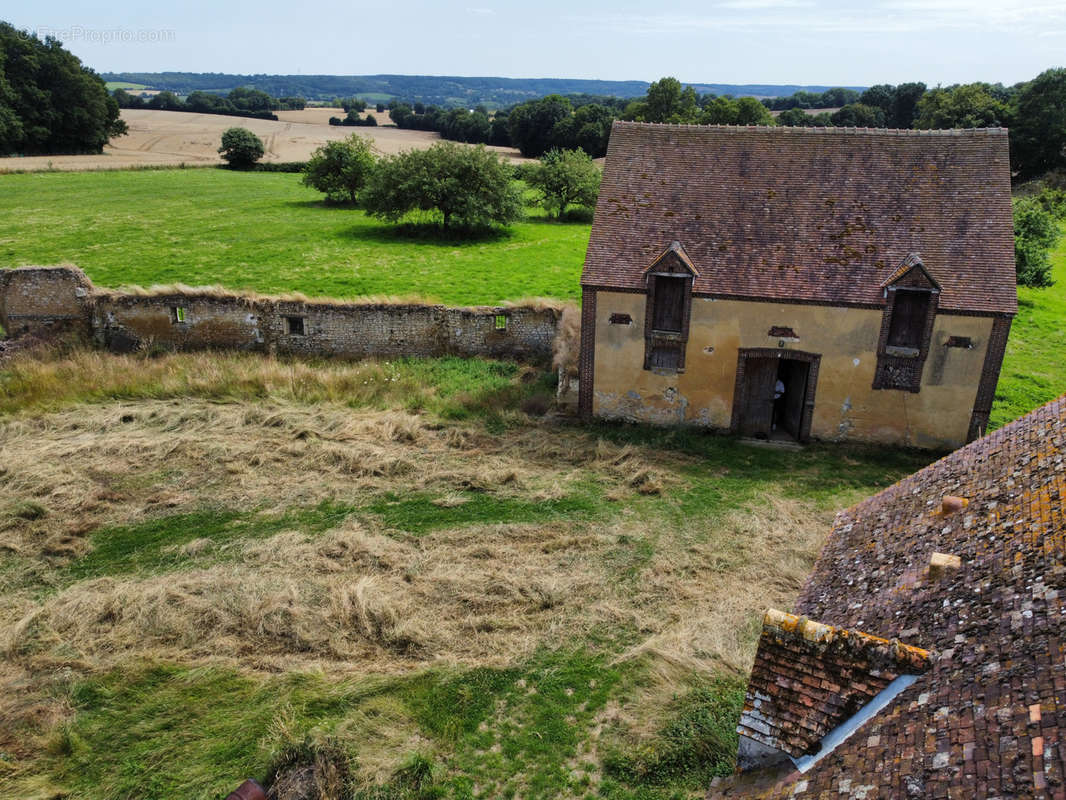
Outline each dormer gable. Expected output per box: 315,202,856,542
642,241,698,279
880,252,941,294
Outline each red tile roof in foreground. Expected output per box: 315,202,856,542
739,610,931,759
583,123,1017,316
711,394,1066,798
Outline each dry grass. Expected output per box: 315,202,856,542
0,109,529,172
0,347,854,796
552,302,582,378
0,395,829,682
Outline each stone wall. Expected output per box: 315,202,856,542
0,266,93,341
0,267,561,364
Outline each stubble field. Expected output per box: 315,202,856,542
0,108,526,173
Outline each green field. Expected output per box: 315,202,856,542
104,81,149,91
990,226,1066,428
0,169,590,305
2,168,1064,427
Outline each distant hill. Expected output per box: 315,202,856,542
101,72,865,108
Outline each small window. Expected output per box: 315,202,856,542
886,290,931,351
170,306,187,324
647,342,682,370
285,316,305,336
609,313,632,325
494,314,508,331
946,336,973,349
651,276,686,333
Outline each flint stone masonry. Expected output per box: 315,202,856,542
0,267,561,363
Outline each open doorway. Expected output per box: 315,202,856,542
732,349,821,442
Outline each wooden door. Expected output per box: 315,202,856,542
739,357,777,437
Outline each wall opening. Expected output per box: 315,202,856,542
170,306,187,324
494,314,508,331
285,316,305,336
731,349,821,442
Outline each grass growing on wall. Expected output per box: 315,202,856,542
0,169,590,305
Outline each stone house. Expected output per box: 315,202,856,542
578,122,1017,448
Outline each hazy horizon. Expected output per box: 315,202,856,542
7,1,1065,88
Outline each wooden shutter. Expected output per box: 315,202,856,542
887,290,930,349
652,277,686,333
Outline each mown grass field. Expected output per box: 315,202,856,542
0,169,588,305
0,350,934,800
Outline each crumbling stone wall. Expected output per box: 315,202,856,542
0,267,561,364
0,266,93,341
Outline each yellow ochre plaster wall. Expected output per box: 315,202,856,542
591,291,994,449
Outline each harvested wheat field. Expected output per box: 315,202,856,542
0,347,932,800
0,109,526,172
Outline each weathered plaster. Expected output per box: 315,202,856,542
592,291,994,448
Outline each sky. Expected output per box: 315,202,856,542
7,0,1065,87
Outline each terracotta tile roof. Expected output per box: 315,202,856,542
738,609,931,759
583,123,1017,316
712,393,1066,798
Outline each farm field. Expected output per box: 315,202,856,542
0,169,587,305
0,109,525,173
0,348,935,800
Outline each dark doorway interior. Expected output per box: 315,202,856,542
775,358,811,440
734,352,817,442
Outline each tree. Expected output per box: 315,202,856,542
776,107,829,127
914,84,1010,130
302,134,375,203
547,103,615,157
148,90,183,110
1013,196,1060,287
1010,68,1066,180
699,96,776,126
830,103,886,127
507,95,572,158
0,22,126,156
525,149,601,219
361,141,522,231
622,77,699,124
218,127,264,168
892,82,927,129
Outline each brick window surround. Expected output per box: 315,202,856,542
872,287,939,393
643,274,692,372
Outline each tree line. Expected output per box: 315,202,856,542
0,22,126,156
112,86,306,120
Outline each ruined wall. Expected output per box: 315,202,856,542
591,291,995,449
0,266,93,341
0,267,561,364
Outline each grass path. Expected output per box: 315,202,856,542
0,169,590,305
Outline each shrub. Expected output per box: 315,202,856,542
302,134,375,203
1013,196,1060,287
361,141,522,231
218,127,265,168
525,148,601,219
